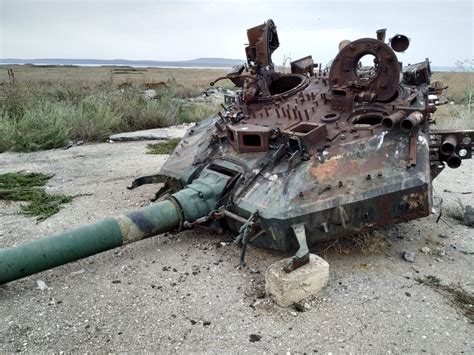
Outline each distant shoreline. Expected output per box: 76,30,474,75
0,61,465,73
0,57,245,69
0,63,234,70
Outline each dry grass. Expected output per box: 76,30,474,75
443,197,466,221
432,103,474,129
0,65,230,91
0,65,232,152
432,72,473,129
320,230,390,256
432,72,474,103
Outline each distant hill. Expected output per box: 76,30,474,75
0,57,245,68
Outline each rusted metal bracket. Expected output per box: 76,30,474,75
283,223,310,273
127,174,168,190
128,174,172,201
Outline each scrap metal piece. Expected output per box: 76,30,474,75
283,224,310,273
246,19,279,68
329,38,400,101
127,174,168,190
291,56,315,75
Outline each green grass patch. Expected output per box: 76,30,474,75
0,74,220,152
178,102,219,123
146,138,181,155
0,171,74,221
416,275,474,322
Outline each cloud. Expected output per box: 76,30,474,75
0,0,472,66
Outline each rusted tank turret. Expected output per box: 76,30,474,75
1,19,473,284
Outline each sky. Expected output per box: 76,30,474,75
0,0,472,67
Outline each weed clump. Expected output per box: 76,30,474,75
0,172,74,221
146,138,181,155
444,198,466,221
320,230,390,256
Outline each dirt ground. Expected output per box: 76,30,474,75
0,141,473,353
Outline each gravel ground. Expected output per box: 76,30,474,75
0,141,473,353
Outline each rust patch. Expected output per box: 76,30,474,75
402,192,426,210
309,150,383,182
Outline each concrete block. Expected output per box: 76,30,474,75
265,254,329,307
109,124,193,142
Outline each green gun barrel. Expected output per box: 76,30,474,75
0,200,180,284
0,168,229,284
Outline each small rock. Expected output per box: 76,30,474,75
420,247,431,254
290,311,298,317
255,289,266,299
70,269,85,276
111,280,121,284
405,292,411,297
190,320,197,325
36,280,48,291
250,299,261,309
403,252,416,262
294,303,306,312
438,234,448,239
219,242,227,247
203,321,211,326
249,334,262,342
303,302,311,310
437,249,446,256
143,89,157,99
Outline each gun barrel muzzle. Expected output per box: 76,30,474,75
446,152,462,169
440,135,458,155
401,111,424,132
382,110,407,129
